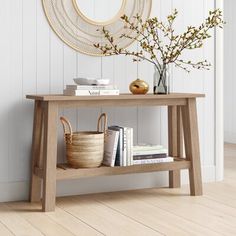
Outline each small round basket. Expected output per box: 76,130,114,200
60,113,107,168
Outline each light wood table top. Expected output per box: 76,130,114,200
26,93,205,101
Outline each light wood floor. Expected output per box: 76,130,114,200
0,144,236,236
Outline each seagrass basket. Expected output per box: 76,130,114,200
60,113,107,168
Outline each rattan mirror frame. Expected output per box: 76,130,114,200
42,0,152,56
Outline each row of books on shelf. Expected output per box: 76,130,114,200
64,84,119,96
103,126,173,167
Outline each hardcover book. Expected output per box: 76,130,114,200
133,148,168,156
133,144,163,151
63,89,119,96
103,129,119,167
66,85,115,90
108,126,123,166
133,157,174,165
133,153,167,160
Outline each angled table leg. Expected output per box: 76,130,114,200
30,101,43,202
177,107,184,159
42,101,58,212
181,98,203,196
168,106,183,188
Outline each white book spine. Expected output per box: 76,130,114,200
66,85,114,90
126,128,130,166
130,128,133,166
111,134,119,166
127,127,133,166
133,149,168,156
133,145,163,151
123,127,127,167
63,89,119,96
133,157,174,165
100,90,119,95
103,130,119,167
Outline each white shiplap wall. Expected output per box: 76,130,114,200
0,0,217,202
224,0,236,143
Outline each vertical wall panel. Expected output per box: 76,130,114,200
138,0,165,146
63,47,77,138
50,33,65,163
76,54,101,131
158,0,172,148
36,0,50,94
203,0,215,166
61,46,77,163
8,0,25,182
224,1,232,140
0,0,10,182
18,0,37,182
224,0,235,143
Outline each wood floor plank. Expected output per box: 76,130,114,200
158,188,236,218
47,207,103,236
125,189,236,235
6,201,103,236
57,196,162,236
0,203,43,236
6,202,76,236
91,192,222,236
0,221,14,236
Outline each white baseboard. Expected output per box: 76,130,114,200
0,165,216,202
224,131,236,144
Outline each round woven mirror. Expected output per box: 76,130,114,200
42,0,152,56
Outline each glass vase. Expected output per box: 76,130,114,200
153,65,170,94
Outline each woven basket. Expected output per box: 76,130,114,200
60,113,107,168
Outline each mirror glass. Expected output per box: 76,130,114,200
75,0,123,23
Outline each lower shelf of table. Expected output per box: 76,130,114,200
34,158,191,181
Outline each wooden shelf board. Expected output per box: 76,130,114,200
26,93,205,101
34,159,191,181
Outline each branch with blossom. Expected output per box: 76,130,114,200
94,8,224,88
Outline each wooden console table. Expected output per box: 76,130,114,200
26,93,204,212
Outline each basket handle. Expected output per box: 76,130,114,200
60,116,73,135
97,113,107,133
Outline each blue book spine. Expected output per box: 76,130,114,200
108,126,123,166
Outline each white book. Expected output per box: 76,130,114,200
126,127,133,166
109,126,123,166
73,77,110,85
103,130,119,167
66,85,115,90
130,128,133,166
126,128,130,166
122,127,127,167
133,148,168,156
63,89,119,96
133,145,163,151
133,157,174,165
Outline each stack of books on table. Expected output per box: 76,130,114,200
63,84,119,96
103,126,133,167
133,145,173,165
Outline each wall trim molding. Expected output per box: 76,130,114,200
215,0,224,181
0,165,216,202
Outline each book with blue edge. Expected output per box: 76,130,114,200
103,129,119,167
108,126,123,166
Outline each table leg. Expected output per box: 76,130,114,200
30,101,43,202
181,98,203,196
42,101,58,212
168,106,181,188
177,107,184,158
